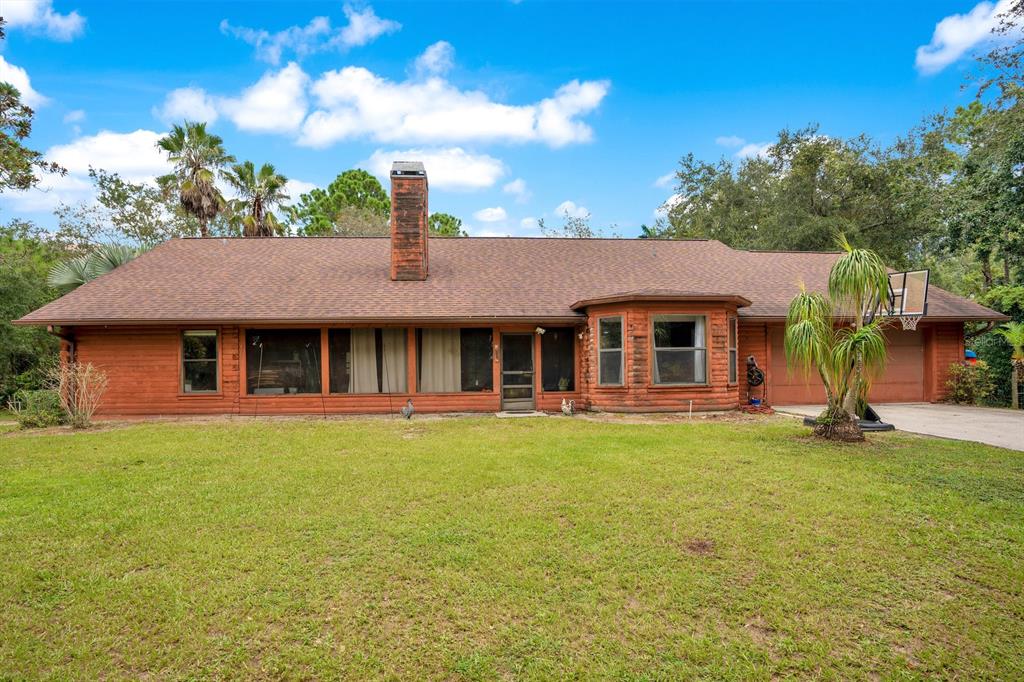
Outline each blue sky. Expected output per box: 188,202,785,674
0,0,1013,236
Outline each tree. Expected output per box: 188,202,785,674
0,19,66,193
47,243,139,292
428,212,466,237
222,161,290,237
993,321,1024,409
331,204,389,236
289,169,389,235
156,122,235,237
662,126,950,267
538,212,598,238
0,221,63,401
784,235,890,441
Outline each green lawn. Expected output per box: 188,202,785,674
1,416,1022,680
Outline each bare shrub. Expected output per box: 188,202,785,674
47,362,108,428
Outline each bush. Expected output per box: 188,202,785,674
7,389,65,428
945,361,996,405
47,361,108,429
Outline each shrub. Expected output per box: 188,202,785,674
46,361,108,429
945,361,996,406
7,389,65,428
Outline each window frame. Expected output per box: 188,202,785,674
728,316,739,385
540,327,577,393
597,316,625,387
180,329,220,395
244,327,324,396
649,314,708,387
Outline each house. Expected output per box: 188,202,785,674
16,162,1006,417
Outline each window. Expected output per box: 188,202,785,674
246,329,322,394
182,330,217,393
651,315,706,385
598,317,624,386
541,328,575,391
417,328,493,392
328,328,407,394
728,317,738,384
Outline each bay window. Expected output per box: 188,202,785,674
598,317,624,386
651,315,706,385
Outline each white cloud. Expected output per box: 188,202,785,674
502,177,530,203
2,0,85,41
62,109,85,123
299,66,609,148
3,129,169,212
219,4,400,65
653,172,674,189
715,135,745,148
555,200,589,219
519,216,539,230
284,178,318,200
218,63,309,133
915,0,1016,74
362,147,506,191
736,141,772,159
473,206,507,222
654,193,684,218
337,3,401,48
413,40,455,77
154,87,219,124
0,56,49,108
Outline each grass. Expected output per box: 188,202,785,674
1,415,1022,680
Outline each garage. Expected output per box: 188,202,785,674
767,326,925,405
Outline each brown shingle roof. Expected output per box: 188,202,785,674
15,237,1006,325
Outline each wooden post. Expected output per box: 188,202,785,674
320,328,330,396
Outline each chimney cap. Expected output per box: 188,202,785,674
391,160,426,176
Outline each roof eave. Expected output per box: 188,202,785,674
570,293,753,311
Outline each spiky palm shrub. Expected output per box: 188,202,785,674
47,243,139,292
994,321,1024,409
223,161,290,237
156,122,234,237
785,234,890,441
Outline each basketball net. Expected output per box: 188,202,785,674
898,315,920,331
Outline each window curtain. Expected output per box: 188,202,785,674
350,329,378,393
419,328,461,392
693,316,706,383
380,328,408,393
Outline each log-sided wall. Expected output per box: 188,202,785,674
70,315,964,417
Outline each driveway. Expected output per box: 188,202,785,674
774,403,1024,451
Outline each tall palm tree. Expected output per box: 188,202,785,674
48,244,140,292
784,233,890,440
156,122,234,237
222,161,290,237
994,321,1024,409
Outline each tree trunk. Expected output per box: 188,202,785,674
199,218,209,238
1013,363,1021,411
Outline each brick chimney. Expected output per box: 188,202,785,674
390,161,428,281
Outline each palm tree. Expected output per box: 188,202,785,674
48,244,140,292
994,321,1024,409
784,234,890,441
156,122,234,237
222,161,290,237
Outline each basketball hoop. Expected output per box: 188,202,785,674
898,315,919,331
869,269,929,331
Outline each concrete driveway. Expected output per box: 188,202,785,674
774,403,1024,451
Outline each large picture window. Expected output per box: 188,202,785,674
728,317,738,384
541,328,575,391
246,329,322,394
652,315,706,385
598,317,623,386
182,330,217,393
328,328,407,394
417,328,493,392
